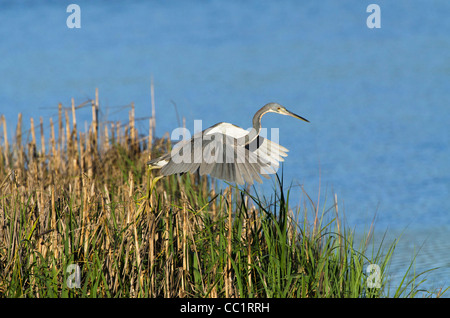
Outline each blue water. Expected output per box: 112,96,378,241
1,0,449,294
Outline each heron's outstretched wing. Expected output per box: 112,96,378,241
149,123,288,185
205,123,289,176
246,135,288,173
199,134,273,185
158,131,203,176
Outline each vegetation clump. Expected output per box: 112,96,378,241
0,91,446,297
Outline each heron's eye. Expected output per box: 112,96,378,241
277,107,281,111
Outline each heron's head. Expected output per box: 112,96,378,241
265,103,309,123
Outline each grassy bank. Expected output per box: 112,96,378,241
0,90,446,297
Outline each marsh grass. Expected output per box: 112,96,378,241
0,90,446,298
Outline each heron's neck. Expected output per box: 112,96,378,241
239,107,268,146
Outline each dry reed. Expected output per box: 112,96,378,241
0,88,273,297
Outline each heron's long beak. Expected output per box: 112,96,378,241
284,109,309,123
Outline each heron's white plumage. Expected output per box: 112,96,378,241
204,122,248,139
